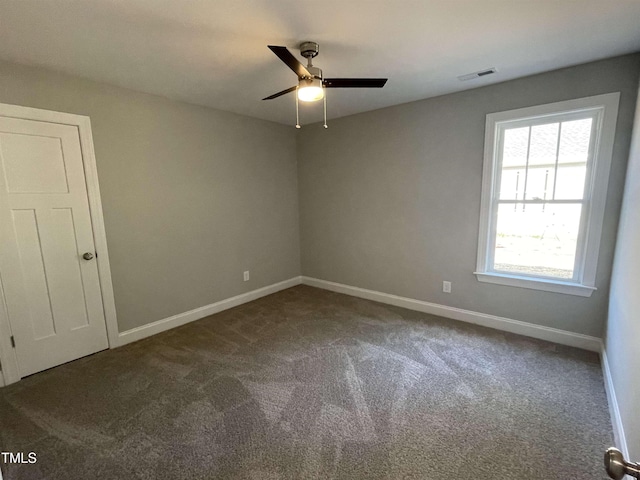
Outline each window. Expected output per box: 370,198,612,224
475,93,619,297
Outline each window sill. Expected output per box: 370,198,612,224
473,272,596,297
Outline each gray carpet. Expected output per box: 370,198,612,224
0,285,612,479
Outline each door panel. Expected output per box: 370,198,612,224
11,209,58,339
0,116,108,378
1,132,69,194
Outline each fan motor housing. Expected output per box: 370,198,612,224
300,41,319,59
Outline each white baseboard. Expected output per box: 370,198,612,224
116,271,601,357
118,276,302,346
301,276,602,352
601,347,629,458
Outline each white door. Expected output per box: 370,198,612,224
0,115,109,378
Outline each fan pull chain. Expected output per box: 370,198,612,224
295,89,301,129
323,89,328,129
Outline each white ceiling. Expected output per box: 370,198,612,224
1,0,639,126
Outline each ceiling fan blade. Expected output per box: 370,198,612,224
268,45,311,78
262,85,297,100
323,78,388,88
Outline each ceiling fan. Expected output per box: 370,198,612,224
263,42,388,127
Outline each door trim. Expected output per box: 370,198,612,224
0,103,118,386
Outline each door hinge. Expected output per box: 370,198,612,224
10,335,15,348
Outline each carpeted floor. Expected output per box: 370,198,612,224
0,285,612,479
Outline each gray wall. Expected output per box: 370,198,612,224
1,54,637,339
0,60,301,332
298,54,640,337
606,77,640,458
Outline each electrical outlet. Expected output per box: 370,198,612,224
243,271,250,282
443,281,452,293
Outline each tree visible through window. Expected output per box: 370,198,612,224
475,94,619,296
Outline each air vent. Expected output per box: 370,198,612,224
457,68,497,82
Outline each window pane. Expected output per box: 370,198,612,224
499,168,525,200
502,126,529,168
552,118,591,200
525,166,555,201
558,118,592,165
554,164,587,199
500,127,529,200
528,123,558,166
493,203,583,279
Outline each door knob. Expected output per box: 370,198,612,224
605,447,640,479
82,252,94,260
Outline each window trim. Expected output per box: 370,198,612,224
475,93,620,297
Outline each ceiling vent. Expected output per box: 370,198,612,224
457,68,497,82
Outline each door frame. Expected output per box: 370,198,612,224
0,103,119,386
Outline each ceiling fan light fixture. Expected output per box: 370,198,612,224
263,43,387,127
297,77,324,102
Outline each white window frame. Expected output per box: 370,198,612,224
475,93,620,297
